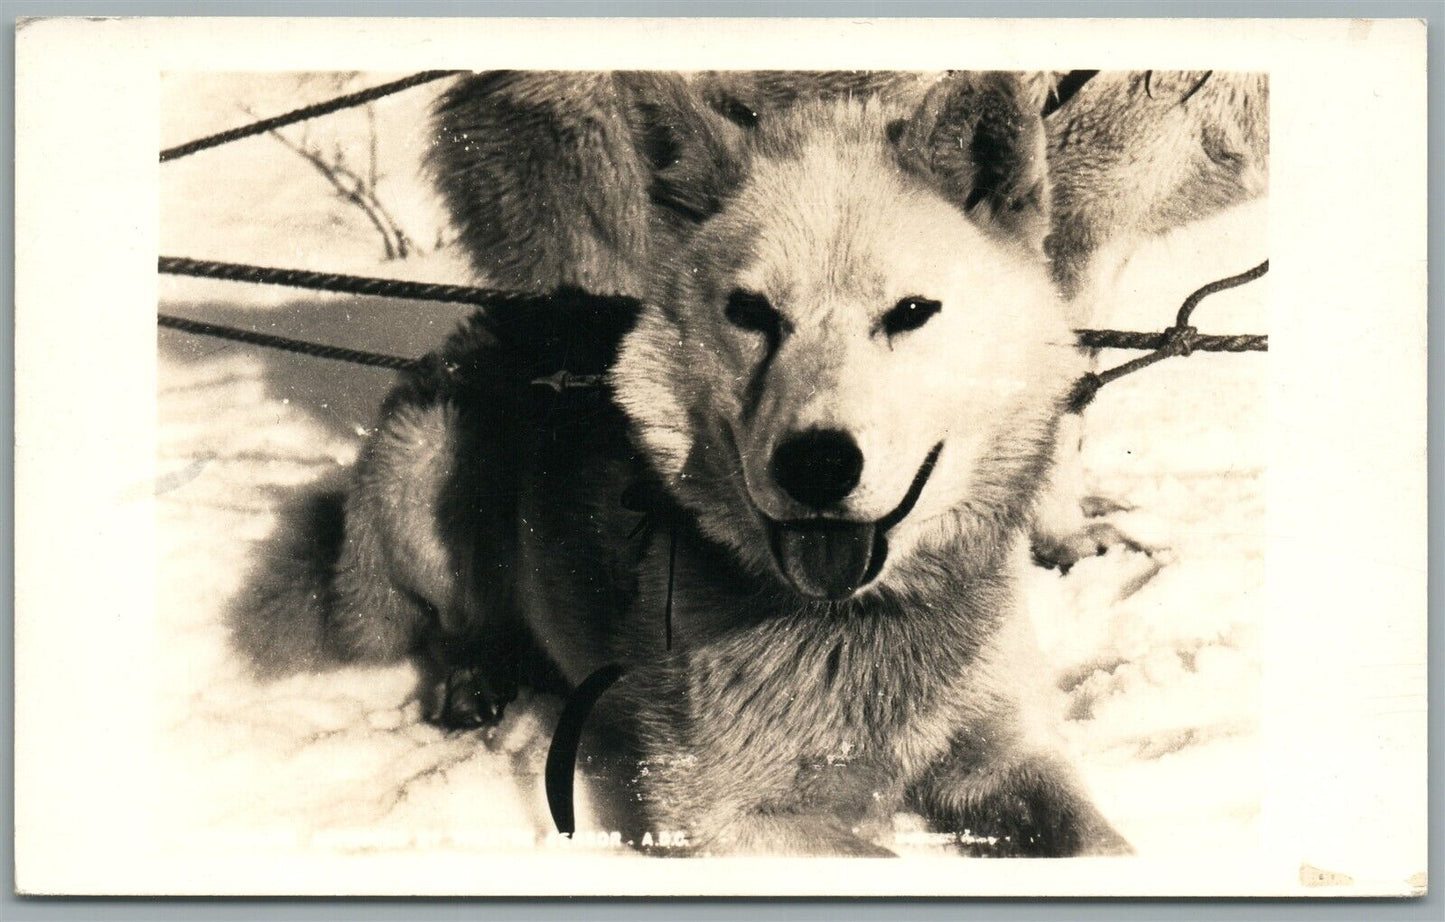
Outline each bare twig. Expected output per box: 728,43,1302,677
243,95,419,261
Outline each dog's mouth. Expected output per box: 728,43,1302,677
765,442,943,601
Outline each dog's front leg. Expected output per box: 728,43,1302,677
908,738,1131,858
635,757,901,857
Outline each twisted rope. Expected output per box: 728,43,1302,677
158,314,419,371
159,71,464,163
160,255,555,309
1067,260,1269,413
1074,330,1266,352
1177,258,1270,325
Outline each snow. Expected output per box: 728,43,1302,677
156,74,1268,864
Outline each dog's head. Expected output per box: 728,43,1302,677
612,73,1083,602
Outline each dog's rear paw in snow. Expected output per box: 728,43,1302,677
1033,520,1148,572
426,666,518,730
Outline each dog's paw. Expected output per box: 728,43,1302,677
427,666,518,730
1031,521,1145,573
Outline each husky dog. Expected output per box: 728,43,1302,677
241,71,1118,856
241,70,1265,856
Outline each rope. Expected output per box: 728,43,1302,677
160,71,464,163
1175,258,1269,326
160,256,557,310
1068,260,1270,413
158,314,419,371
1075,330,1266,352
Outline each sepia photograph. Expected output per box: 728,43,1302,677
13,16,1428,898
156,65,1270,861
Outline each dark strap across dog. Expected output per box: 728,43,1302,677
544,485,680,837
544,662,629,836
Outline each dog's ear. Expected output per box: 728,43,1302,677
891,72,1050,251
614,72,748,225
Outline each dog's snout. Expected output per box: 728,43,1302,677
770,428,864,510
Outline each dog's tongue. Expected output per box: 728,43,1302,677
769,521,878,601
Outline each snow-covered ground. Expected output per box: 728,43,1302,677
155,74,1268,865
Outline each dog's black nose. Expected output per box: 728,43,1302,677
770,428,864,509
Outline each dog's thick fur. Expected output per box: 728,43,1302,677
238,71,1266,856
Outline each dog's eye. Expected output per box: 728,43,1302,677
717,96,760,128
881,297,943,337
725,289,783,338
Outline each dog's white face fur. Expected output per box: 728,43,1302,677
613,83,1084,601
